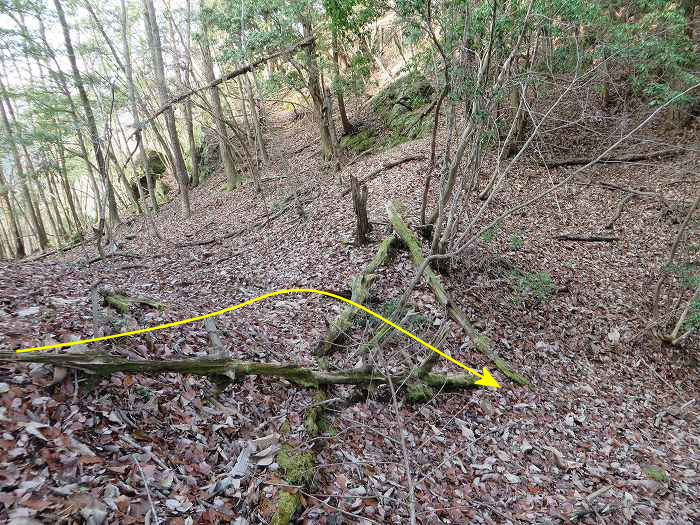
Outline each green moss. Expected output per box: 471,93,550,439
340,128,378,154
643,465,669,481
304,392,329,437
270,490,301,525
155,181,170,204
104,294,131,314
370,72,434,146
407,382,434,403
279,420,292,436
278,445,315,486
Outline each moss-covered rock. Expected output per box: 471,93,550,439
129,150,168,200
277,444,315,486
371,72,434,145
340,128,378,154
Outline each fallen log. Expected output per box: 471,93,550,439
315,235,398,355
340,155,426,197
99,289,166,314
0,352,479,390
387,201,529,386
555,234,619,242
536,148,680,168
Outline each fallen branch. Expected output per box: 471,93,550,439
536,148,680,168
0,352,479,390
315,236,398,355
341,155,426,197
25,236,90,261
99,289,166,314
387,201,529,386
604,194,635,230
555,234,619,242
132,36,314,133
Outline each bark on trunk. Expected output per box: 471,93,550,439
301,17,335,161
0,86,49,250
0,172,25,257
166,3,199,187
331,29,352,135
351,176,370,245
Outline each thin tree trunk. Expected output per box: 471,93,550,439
56,139,83,233
250,72,270,164
332,29,352,135
44,171,67,237
0,216,11,259
54,0,120,228
0,171,25,257
0,86,48,250
120,0,158,214
143,0,191,218
301,17,335,161
166,3,199,187
33,174,59,241
48,169,73,233
199,6,240,189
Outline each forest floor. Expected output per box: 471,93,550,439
1,92,699,524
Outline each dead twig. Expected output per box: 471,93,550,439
555,234,619,242
536,148,681,168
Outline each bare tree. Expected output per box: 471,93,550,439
0,80,48,250
142,0,192,218
199,0,240,190
53,0,120,230
0,164,25,257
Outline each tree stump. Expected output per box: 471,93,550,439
351,175,370,245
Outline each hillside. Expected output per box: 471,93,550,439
2,89,700,523
1,1,699,523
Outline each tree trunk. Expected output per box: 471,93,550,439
120,0,158,214
43,170,67,237
33,174,59,241
315,236,398,355
56,141,83,233
53,0,120,228
0,352,480,391
199,8,240,190
0,171,25,257
0,216,11,258
332,29,352,135
166,3,199,188
301,17,335,161
142,0,191,218
184,0,199,187
0,87,49,250
351,176,370,245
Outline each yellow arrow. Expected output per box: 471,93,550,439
15,288,501,388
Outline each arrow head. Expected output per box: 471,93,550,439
474,368,501,388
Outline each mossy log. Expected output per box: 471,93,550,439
0,352,479,389
315,235,398,356
386,201,530,386
100,291,166,314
